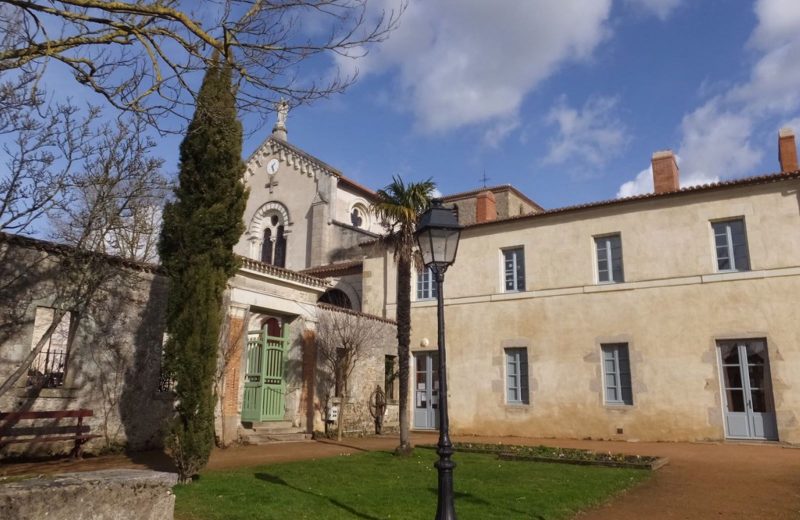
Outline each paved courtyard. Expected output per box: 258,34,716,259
3,433,799,519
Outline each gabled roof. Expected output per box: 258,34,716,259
441,184,544,212
465,170,800,230
246,136,378,200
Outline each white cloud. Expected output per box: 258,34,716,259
624,0,682,20
544,96,628,167
616,165,653,198
482,117,520,149
617,0,800,196
678,100,761,181
781,116,800,133
358,0,612,136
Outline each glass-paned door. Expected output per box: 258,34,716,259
718,340,778,440
413,352,439,430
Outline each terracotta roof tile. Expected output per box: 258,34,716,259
465,170,800,230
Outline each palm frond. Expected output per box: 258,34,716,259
370,176,436,261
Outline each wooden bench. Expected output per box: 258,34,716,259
0,409,100,459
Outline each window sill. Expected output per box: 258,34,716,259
411,299,437,308
504,403,531,413
604,402,634,410
702,270,761,283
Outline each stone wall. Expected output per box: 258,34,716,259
0,469,177,520
312,306,398,436
0,234,172,455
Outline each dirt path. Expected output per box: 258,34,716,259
3,433,800,519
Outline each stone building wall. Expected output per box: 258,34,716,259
312,306,398,436
365,175,800,443
0,234,172,455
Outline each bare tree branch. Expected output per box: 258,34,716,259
315,305,383,441
0,0,406,130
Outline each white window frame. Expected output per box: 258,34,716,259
594,234,624,284
601,343,633,406
502,247,525,293
711,218,750,272
416,267,437,300
505,347,530,405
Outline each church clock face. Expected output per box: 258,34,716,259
267,159,279,175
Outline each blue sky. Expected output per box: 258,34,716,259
37,0,798,212
227,0,800,210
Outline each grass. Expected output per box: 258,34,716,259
174,449,649,520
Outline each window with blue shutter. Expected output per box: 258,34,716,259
602,343,633,405
505,348,529,404
712,219,750,272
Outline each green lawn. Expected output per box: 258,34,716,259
174,449,648,520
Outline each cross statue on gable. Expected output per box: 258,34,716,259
480,169,490,188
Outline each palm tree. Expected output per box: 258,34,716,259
372,176,436,455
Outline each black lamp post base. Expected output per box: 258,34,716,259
434,455,457,520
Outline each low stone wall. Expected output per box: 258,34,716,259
0,469,178,520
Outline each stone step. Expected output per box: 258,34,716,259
241,431,311,444
244,420,293,430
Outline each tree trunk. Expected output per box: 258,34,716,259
395,255,413,456
337,396,345,442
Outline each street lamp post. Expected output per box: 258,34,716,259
415,199,462,520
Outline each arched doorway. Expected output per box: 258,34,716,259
318,289,352,309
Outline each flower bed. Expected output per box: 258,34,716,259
420,443,668,470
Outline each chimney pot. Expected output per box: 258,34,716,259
779,127,798,173
475,190,497,223
651,150,680,194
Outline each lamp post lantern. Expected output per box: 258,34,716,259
415,199,461,520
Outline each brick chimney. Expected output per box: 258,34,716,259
651,150,680,194
779,128,798,173
475,190,496,223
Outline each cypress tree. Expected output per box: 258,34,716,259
158,58,247,483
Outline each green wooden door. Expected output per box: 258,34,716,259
241,326,288,423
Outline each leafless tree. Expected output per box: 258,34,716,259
0,0,405,130
0,73,97,234
315,304,381,441
49,115,170,263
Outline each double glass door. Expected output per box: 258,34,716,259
718,340,778,440
413,352,439,430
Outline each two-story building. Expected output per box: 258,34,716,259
364,130,800,443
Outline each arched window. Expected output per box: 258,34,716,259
249,201,291,265
262,317,282,337
274,225,287,268
350,207,363,228
258,213,288,267
261,228,273,264
318,289,352,309
349,203,370,229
